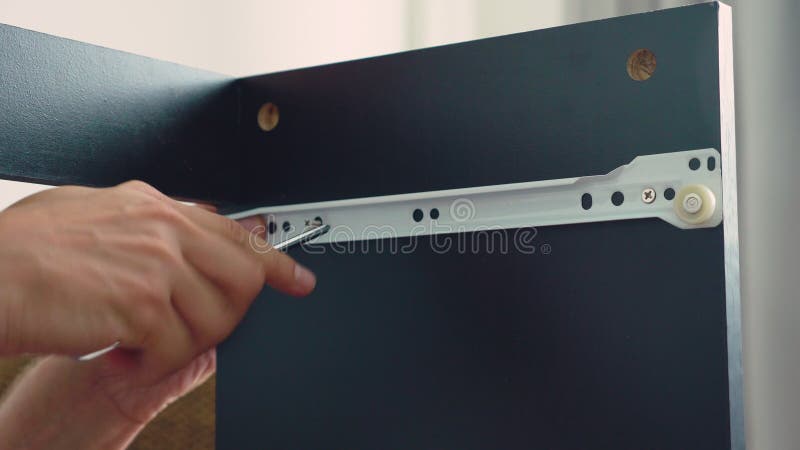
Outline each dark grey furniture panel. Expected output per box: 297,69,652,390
219,2,740,449
220,222,730,449
0,23,240,202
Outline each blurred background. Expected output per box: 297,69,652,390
0,1,797,449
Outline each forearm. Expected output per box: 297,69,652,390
0,356,144,450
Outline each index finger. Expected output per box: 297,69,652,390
174,204,317,296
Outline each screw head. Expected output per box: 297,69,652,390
682,193,703,214
641,187,656,204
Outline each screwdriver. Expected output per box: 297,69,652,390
76,223,330,361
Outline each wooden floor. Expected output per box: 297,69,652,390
0,357,215,449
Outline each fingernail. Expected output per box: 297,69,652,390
196,203,218,213
294,263,317,292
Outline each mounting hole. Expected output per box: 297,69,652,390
664,187,676,201
707,156,716,171
257,102,280,132
430,208,440,220
627,48,656,81
689,158,701,170
267,221,277,234
412,209,424,222
282,221,291,232
581,193,593,210
611,191,625,206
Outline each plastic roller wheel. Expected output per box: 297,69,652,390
673,184,716,225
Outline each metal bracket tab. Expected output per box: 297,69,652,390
229,149,722,245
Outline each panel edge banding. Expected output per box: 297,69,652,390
718,3,745,450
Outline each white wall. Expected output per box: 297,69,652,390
0,0,410,76
723,2,800,449
408,0,563,48
0,0,564,77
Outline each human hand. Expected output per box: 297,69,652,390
0,181,315,432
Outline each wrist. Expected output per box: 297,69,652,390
0,208,51,356
0,356,145,450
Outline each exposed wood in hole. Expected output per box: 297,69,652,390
627,48,656,81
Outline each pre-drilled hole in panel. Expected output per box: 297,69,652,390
257,102,280,132
627,48,656,81
707,156,716,171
